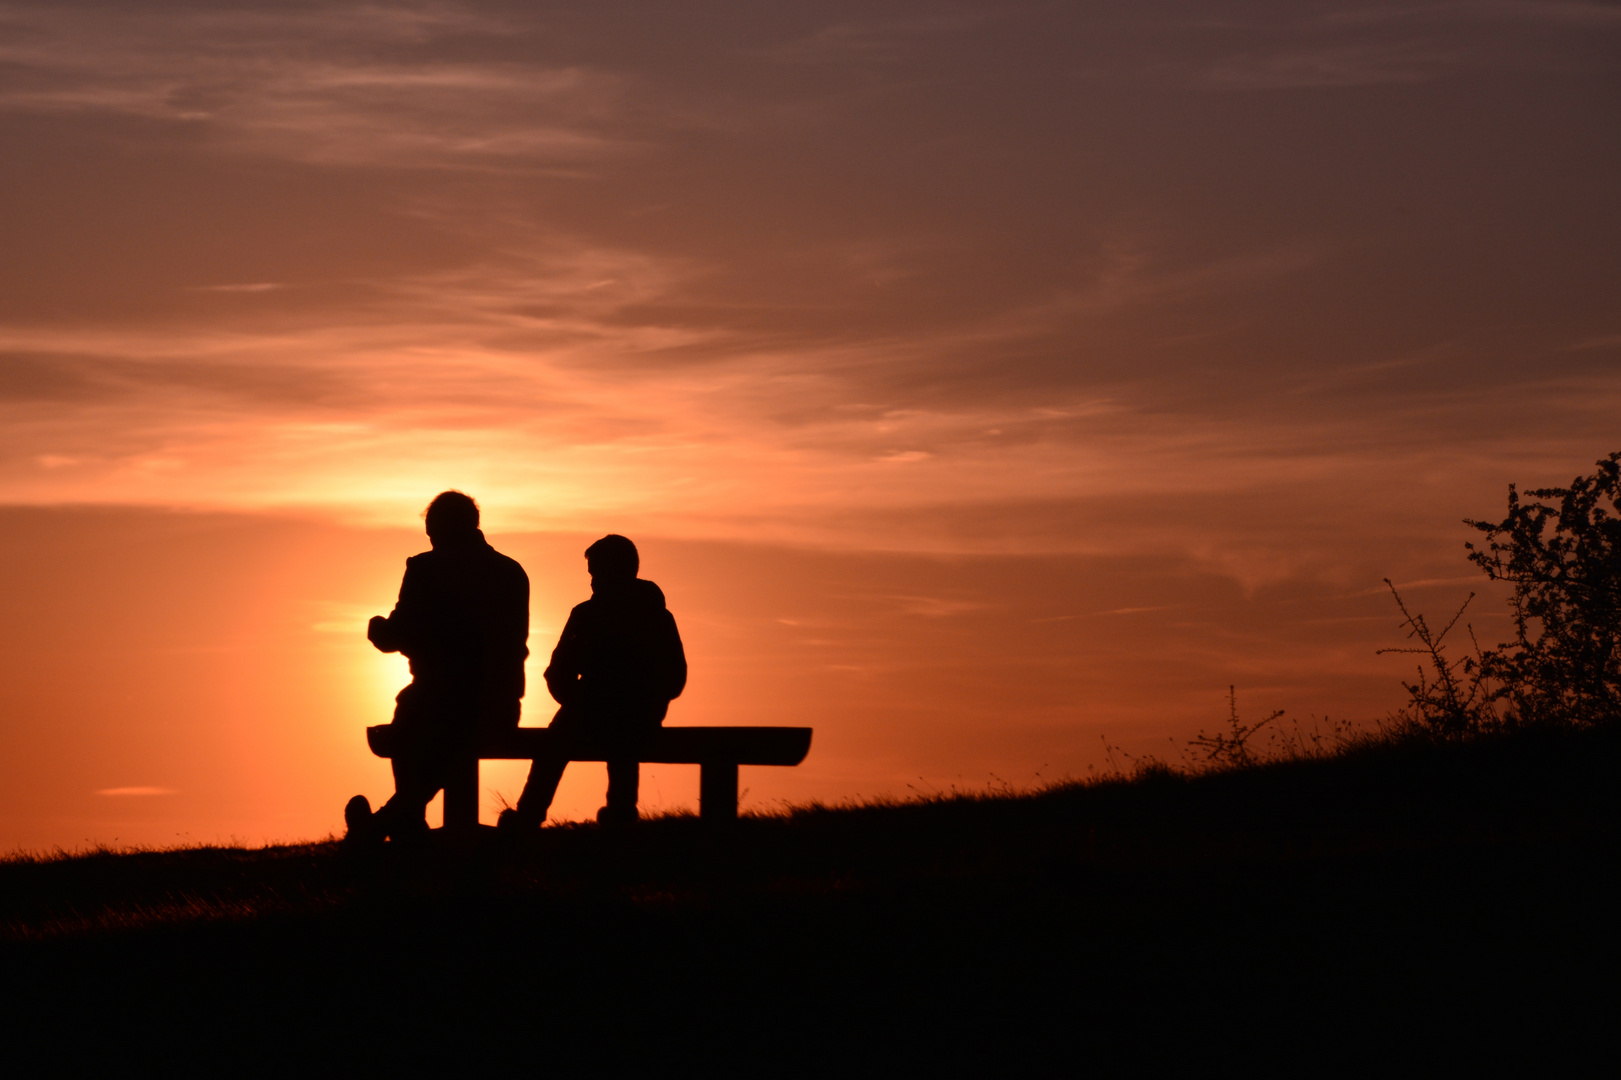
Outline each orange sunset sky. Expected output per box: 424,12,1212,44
1,1,1618,850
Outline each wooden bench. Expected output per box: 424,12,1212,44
366,724,813,827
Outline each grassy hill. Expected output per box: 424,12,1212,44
3,725,1616,1070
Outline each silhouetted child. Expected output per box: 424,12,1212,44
501,534,686,829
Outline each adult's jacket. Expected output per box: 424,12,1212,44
369,530,529,728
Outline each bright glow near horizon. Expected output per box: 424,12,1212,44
0,0,1616,849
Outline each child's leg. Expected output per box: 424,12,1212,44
604,760,640,820
515,754,567,823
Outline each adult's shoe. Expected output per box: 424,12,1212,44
343,794,380,846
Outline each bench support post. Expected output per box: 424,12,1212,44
443,755,479,831
700,761,738,822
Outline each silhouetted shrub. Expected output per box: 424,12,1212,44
1379,582,1499,738
1466,451,1621,728
1188,685,1284,768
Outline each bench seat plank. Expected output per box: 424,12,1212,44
366,724,812,767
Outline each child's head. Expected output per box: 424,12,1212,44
585,534,639,583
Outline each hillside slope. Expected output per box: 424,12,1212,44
3,726,1616,1070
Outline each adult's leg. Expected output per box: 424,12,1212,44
372,686,450,838
374,750,442,838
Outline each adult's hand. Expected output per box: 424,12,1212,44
367,615,399,653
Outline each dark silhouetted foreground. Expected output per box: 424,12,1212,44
2,724,1615,1070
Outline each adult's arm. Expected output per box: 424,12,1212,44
479,557,531,701
367,556,427,656
498,559,531,666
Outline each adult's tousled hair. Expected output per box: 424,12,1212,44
585,534,638,579
424,490,480,534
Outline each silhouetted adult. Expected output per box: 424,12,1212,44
501,534,686,829
345,491,529,843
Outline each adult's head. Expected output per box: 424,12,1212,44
424,490,480,546
585,534,638,584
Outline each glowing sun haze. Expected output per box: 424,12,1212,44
0,0,1617,848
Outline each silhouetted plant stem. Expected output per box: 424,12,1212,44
1377,580,1497,738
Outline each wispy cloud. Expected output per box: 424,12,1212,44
1563,332,1621,352
888,595,985,618
0,0,1613,572
97,786,178,796
1204,42,1460,88
0,3,633,171
1195,0,1621,89
760,11,995,64
1326,2,1621,29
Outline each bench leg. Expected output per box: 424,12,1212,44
700,761,738,822
443,755,479,831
